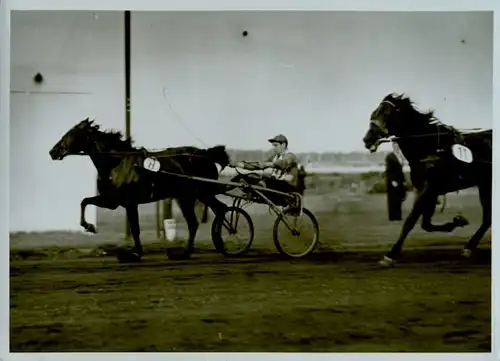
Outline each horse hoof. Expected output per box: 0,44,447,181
378,256,395,268
130,252,142,262
461,248,472,259
166,247,191,260
116,249,142,263
453,215,469,228
86,224,97,233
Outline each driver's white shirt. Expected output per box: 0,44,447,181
268,152,300,183
271,154,284,178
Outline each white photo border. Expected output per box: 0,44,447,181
1,0,498,360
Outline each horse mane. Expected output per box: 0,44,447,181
87,123,143,187
89,123,136,151
384,93,463,150
387,93,436,122
87,122,230,187
388,93,461,135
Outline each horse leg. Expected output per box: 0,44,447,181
381,188,430,267
125,204,143,260
421,192,467,232
80,195,119,233
177,197,199,255
200,194,227,218
462,184,491,258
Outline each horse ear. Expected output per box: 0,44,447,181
78,118,89,128
79,117,95,129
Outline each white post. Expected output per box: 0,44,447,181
163,218,177,242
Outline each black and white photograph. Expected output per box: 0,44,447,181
5,3,496,356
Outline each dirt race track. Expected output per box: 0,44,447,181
10,190,491,352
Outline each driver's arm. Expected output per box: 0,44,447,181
233,154,275,170
233,160,266,170
251,153,298,171
259,154,276,169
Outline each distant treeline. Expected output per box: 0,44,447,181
227,148,391,166
218,170,412,195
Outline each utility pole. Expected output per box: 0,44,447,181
124,10,132,240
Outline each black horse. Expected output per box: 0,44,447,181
49,118,230,262
363,93,492,267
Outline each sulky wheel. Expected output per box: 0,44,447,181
273,207,319,259
211,206,254,257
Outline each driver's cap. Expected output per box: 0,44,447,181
268,134,288,144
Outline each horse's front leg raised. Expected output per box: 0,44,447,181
80,195,119,233
381,186,431,267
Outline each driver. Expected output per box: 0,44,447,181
232,134,304,195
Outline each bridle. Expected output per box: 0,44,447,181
66,128,103,157
369,100,399,137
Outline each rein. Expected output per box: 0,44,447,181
377,135,492,165
68,150,216,160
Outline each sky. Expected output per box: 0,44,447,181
128,11,493,153
7,10,495,231
10,11,494,154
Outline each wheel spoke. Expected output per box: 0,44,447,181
273,208,319,258
211,206,254,257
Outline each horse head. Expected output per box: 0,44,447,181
363,93,418,153
49,117,98,160
50,117,133,161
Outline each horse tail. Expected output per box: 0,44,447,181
205,145,230,169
